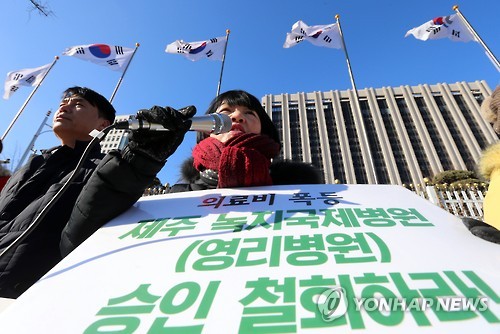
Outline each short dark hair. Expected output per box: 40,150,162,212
62,87,116,123
198,90,281,144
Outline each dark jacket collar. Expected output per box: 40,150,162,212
179,156,322,186
41,140,101,157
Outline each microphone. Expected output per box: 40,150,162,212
115,113,232,134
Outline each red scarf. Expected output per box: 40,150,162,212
192,133,280,188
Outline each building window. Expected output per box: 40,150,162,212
473,92,484,105
453,94,489,149
415,97,454,171
378,99,413,184
341,100,368,184
360,100,389,184
306,103,323,173
324,102,345,183
271,103,283,145
396,97,433,179
434,96,476,171
289,103,303,161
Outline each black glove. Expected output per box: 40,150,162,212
127,105,196,162
462,217,500,244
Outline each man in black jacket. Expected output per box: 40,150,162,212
0,87,195,298
0,87,116,298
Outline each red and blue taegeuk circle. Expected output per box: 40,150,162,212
189,42,207,54
89,44,112,58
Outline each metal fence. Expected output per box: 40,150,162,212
406,183,488,220
143,186,169,196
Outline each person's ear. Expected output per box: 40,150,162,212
96,118,111,131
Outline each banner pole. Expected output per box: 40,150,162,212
453,5,499,71
1,56,58,142
216,29,230,97
336,14,378,184
109,43,140,104
15,110,52,172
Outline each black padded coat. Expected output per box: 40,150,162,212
0,142,162,298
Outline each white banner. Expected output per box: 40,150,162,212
0,184,498,333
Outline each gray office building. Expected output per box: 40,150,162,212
262,80,497,185
100,115,130,154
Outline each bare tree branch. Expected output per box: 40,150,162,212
27,0,54,17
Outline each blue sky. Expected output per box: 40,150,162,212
0,0,498,185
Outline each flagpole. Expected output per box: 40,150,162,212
335,14,378,184
453,5,500,71
216,29,230,96
109,42,140,103
1,56,58,142
15,110,52,172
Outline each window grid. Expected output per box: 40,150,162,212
289,103,303,161
396,98,433,178
360,100,390,183
415,97,454,171
434,96,476,171
453,94,489,149
378,99,413,184
341,100,368,184
323,102,346,183
306,103,323,175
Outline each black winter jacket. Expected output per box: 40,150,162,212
59,147,164,256
0,142,163,298
0,141,103,298
169,157,322,192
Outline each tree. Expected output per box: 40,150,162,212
147,177,163,188
431,170,482,186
